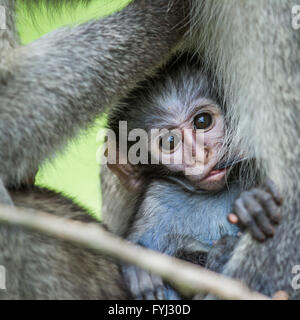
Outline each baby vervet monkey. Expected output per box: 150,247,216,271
105,56,283,299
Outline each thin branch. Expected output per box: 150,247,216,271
0,204,269,300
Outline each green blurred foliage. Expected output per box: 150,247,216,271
16,0,131,218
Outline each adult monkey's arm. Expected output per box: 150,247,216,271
0,0,187,188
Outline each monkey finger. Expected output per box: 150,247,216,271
243,195,275,238
264,179,283,205
233,199,266,241
228,213,239,224
254,189,281,224
227,214,245,236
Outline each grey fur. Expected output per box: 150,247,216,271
0,186,128,299
101,163,137,235
0,179,13,205
129,181,239,248
0,0,298,299
0,0,186,188
123,180,240,299
0,0,186,299
107,58,243,299
103,0,300,298
0,1,18,56
186,0,300,298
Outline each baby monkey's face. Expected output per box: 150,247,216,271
151,101,227,191
107,99,231,193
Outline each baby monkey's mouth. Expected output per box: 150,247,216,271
200,156,249,188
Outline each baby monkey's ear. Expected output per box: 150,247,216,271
108,163,144,193
107,158,144,193
105,142,145,192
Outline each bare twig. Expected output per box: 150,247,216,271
0,204,269,300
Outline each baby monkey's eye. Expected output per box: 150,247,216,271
159,132,181,153
193,112,213,130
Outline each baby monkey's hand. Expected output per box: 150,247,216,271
228,179,283,241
